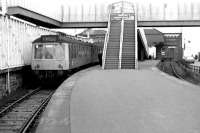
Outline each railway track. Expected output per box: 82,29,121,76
170,62,184,80
0,88,54,133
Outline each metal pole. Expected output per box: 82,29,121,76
149,3,152,20
61,5,64,22
191,2,194,20
177,2,180,20
68,6,71,22
81,4,84,21
163,3,167,20
6,16,10,94
94,4,97,21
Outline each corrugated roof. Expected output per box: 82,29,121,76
78,29,106,36
144,29,164,47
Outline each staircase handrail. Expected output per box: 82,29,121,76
119,18,124,69
119,1,124,69
111,1,135,14
102,5,112,69
134,8,138,69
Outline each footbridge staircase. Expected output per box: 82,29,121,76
102,2,137,69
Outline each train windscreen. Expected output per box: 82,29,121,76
34,43,64,59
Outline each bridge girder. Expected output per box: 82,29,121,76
7,6,200,28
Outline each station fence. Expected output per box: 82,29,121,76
189,64,200,74
0,15,56,70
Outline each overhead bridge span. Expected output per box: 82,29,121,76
2,0,200,28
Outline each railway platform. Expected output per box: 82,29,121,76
35,60,200,133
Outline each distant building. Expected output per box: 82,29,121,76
162,33,183,60
144,29,183,60
144,29,164,47
77,29,106,47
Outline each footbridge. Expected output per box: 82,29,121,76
1,0,200,28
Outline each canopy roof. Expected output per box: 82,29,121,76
144,29,164,47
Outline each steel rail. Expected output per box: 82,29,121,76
170,62,184,80
19,90,55,133
0,87,41,116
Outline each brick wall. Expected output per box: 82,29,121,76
0,66,34,99
0,74,7,98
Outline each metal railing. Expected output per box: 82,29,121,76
2,0,200,22
190,64,200,73
119,18,124,69
103,1,136,69
134,9,138,69
102,5,111,69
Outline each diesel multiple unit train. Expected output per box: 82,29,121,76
31,34,102,79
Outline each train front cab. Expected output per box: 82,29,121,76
31,42,70,71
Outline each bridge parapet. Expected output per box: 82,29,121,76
2,1,200,27
2,0,200,23
109,1,135,21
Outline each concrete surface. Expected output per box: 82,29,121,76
35,66,98,133
71,61,200,133
35,61,200,133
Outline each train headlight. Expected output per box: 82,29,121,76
58,64,63,69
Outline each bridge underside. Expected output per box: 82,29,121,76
61,21,200,28
7,6,60,28
7,6,200,28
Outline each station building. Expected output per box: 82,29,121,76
78,28,149,61
144,29,183,60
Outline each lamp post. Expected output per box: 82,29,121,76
163,3,167,20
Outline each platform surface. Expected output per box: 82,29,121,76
36,60,200,133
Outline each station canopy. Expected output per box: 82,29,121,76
144,29,164,47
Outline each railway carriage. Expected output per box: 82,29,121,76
31,34,101,79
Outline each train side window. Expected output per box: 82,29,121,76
74,45,76,58
77,44,79,58
77,45,79,57
83,47,85,57
78,44,82,57
77,44,79,57
82,46,84,57
71,44,73,58
81,46,83,57
79,46,81,56
75,44,78,58
85,46,86,57
70,44,73,58
72,44,76,58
